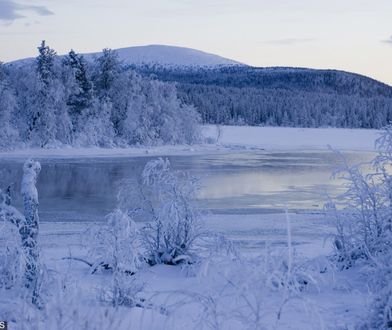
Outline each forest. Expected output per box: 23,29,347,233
135,65,392,128
0,42,201,150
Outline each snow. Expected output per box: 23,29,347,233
77,44,242,67
0,125,381,329
0,125,379,159
203,125,380,152
21,211,367,329
9,45,242,68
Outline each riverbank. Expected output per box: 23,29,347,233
0,125,380,159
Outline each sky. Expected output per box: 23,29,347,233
1,0,391,85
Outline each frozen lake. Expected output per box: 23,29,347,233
0,150,374,222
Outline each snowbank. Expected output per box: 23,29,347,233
0,125,379,159
203,125,380,152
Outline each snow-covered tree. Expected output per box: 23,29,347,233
93,48,121,98
0,43,201,149
62,50,93,118
25,41,63,147
122,79,200,145
0,63,19,148
74,97,115,147
20,159,42,305
36,40,56,86
0,159,42,306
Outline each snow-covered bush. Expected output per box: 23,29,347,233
0,216,23,289
118,158,202,265
172,234,321,330
327,126,392,328
0,185,25,290
89,209,141,274
328,148,392,267
0,159,43,306
88,209,144,307
8,281,129,330
364,259,392,329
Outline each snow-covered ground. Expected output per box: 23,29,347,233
20,212,366,330
0,125,378,329
203,125,380,152
0,125,380,159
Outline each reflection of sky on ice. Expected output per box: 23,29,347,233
197,151,373,210
0,151,374,221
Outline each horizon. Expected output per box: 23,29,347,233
1,0,391,85
4,42,392,87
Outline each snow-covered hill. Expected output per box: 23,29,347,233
84,44,242,67
8,44,242,68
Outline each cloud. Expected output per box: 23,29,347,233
0,0,53,23
381,36,392,44
264,38,315,46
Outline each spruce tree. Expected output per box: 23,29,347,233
63,49,93,116
36,40,56,87
27,41,59,147
93,48,121,98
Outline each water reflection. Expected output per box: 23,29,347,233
0,151,375,221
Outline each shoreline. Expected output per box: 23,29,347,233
0,125,380,160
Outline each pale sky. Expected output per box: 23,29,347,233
1,0,391,85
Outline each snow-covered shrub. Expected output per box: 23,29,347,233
174,236,321,330
327,147,392,267
365,263,392,329
327,126,392,328
10,282,128,330
88,209,144,307
0,186,25,290
90,209,142,274
118,158,202,266
0,217,23,289
0,159,43,306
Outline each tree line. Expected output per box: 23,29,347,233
0,41,200,149
135,65,392,128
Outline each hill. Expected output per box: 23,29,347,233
134,65,392,128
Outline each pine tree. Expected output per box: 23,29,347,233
27,41,63,147
93,48,121,98
63,49,93,116
36,40,56,87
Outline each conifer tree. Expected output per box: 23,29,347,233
36,40,56,87
63,49,93,115
93,48,121,98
